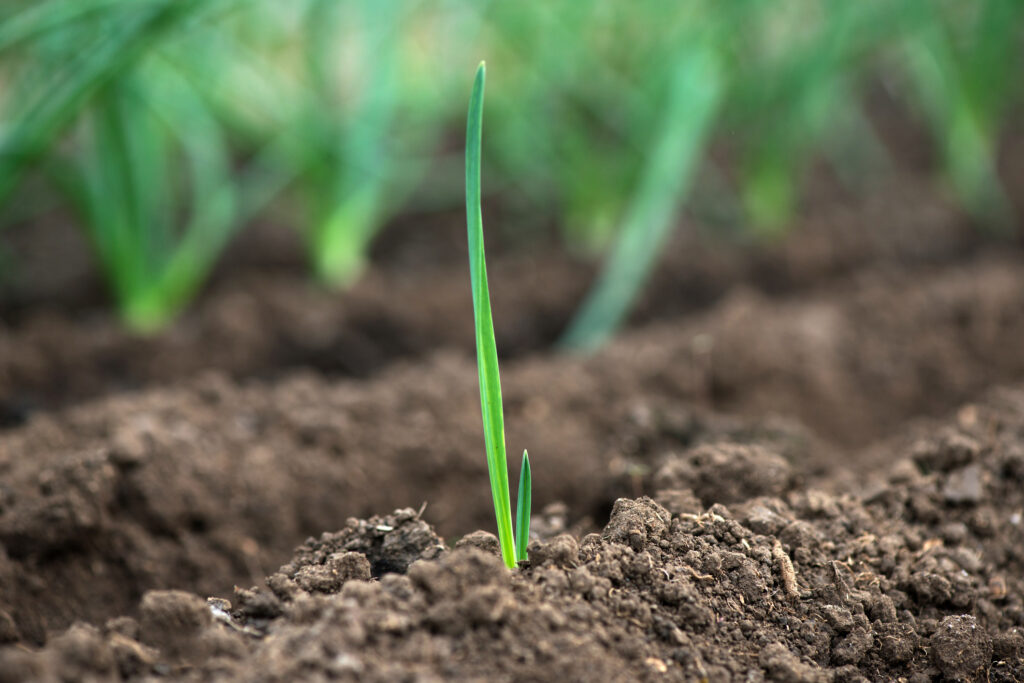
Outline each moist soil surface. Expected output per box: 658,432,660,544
2,166,1024,680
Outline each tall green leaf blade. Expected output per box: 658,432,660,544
466,62,516,569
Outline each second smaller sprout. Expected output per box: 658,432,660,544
515,451,531,563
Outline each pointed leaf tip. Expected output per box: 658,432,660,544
515,449,532,564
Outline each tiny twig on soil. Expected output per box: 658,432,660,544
773,540,801,600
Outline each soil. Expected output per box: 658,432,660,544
2,389,1024,681
1,131,1024,679
0,172,981,424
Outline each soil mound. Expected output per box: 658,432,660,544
3,249,1024,645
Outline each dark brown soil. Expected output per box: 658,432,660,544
2,239,1024,643
3,386,1024,681
2,150,1024,680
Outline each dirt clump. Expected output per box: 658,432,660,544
929,615,993,681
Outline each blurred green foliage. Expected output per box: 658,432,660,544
0,0,1020,340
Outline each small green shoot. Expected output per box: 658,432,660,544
515,450,531,563
465,62,531,569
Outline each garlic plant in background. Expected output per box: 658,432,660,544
0,0,1019,343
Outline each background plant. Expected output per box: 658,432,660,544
0,0,273,329
0,0,1020,341
899,0,1022,231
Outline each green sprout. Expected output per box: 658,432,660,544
465,62,531,569
515,449,532,563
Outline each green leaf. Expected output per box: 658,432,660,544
515,450,532,563
466,61,516,569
